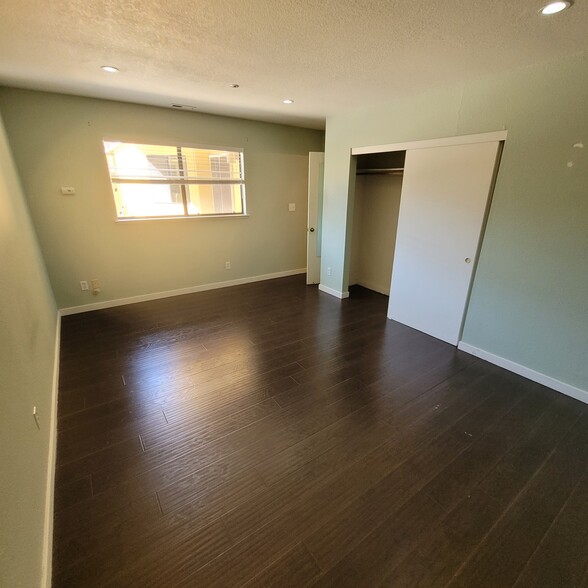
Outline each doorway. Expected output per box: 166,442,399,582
349,151,405,295
307,152,324,284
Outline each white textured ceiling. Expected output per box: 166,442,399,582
0,0,587,129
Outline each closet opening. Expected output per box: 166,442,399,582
348,150,405,303
346,131,506,346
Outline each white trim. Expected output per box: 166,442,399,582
103,137,244,153
352,130,508,156
458,342,588,405
318,284,350,299
41,312,60,588
116,214,249,223
59,268,306,315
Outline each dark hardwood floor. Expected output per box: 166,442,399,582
53,275,588,587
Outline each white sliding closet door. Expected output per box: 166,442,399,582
387,141,500,345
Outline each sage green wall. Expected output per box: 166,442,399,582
322,53,588,391
0,89,324,309
0,112,57,586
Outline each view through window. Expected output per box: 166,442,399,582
103,141,246,219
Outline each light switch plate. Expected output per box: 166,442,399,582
288,203,295,211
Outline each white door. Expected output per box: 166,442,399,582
307,152,324,284
388,141,501,345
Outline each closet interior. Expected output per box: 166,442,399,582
349,150,405,297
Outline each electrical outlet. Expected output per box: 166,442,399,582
80,280,89,291
327,267,332,276
225,261,231,270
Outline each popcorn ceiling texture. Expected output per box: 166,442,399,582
0,0,587,128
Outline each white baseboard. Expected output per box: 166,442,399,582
318,284,350,299
59,268,306,316
457,342,588,405
41,312,60,588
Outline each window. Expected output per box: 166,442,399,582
103,141,246,219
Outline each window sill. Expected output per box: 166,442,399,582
115,214,250,223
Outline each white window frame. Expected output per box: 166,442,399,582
103,138,247,221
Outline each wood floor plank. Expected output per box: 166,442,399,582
54,485,161,546
379,390,583,587
55,467,263,579
303,376,527,573
241,542,322,587
184,447,398,587
447,411,588,588
53,475,93,512
55,436,143,488
513,467,588,587
309,492,445,587
383,489,504,588
52,277,587,587
58,518,233,588
423,381,550,512
88,398,280,494
223,419,396,543
189,369,516,586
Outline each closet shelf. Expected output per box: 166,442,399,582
357,167,404,175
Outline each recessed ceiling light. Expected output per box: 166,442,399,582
539,1,572,15
101,65,119,73
282,99,294,104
